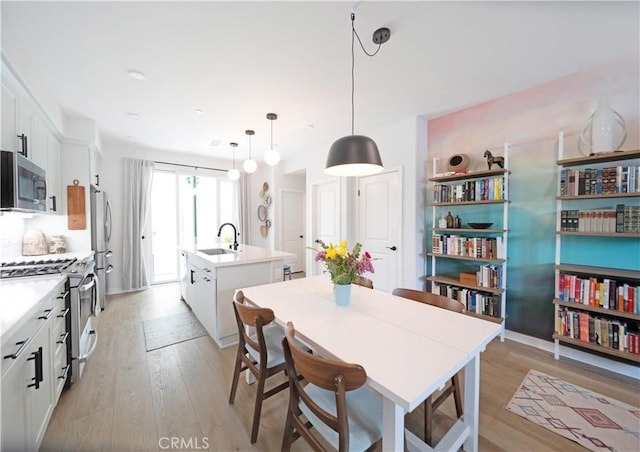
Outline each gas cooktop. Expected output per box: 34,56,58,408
0,258,77,279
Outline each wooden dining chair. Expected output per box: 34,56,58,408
229,290,290,444
353,276,374,289
392,288,465,446
281,322,383,452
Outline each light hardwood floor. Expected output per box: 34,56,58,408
41,283,640,452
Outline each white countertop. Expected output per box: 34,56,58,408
181,243,295,267
0,275,66,346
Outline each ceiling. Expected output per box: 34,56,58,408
2,1,638,164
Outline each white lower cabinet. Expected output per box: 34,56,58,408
1,279,63,451
182,252,283,348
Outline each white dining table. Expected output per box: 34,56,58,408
237,275,502,451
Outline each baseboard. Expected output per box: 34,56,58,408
504,330,640,380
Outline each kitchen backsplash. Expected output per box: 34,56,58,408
0,215,26,257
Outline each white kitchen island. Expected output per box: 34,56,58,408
179,244,295,348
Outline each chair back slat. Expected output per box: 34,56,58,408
392,288,465,313
353,276,374,289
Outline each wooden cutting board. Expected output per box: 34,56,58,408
67,179,86,230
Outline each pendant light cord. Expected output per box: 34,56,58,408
351,13,383,135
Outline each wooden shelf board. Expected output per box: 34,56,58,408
557,192,640,200
426,275,505,294
554,264,640,280
427,253,505,263
431,228,507,233
556,149,640,167
553,334,640,363
556,231,640,238
553,299,640,321
428,168,508,182
432,199,507,206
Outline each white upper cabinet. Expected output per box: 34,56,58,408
1,82,18,152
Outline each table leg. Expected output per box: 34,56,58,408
382,398,404,451
462,354,480,451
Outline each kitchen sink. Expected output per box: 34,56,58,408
198,248,236,255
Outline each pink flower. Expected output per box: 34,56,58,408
365,251,371,259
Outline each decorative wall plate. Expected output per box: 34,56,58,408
259,181,269,198
258,205,268,221
263,194,272,206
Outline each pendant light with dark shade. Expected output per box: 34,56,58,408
228,142,240,181
325,13,390,177
243,130,257,174
264,113,280,166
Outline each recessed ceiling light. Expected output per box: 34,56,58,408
126,135,136,140
195,108,204,115
127,112,140,120
304,124,315,130
128,69,145,81
209,139,221,147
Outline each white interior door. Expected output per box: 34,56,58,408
311,180,340,276
280,189,305,273
357,169,402,292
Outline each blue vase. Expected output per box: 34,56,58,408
334,283,352,306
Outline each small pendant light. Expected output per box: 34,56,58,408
243,130,257,174
264,113,281,166
227,142,240,181
325,13,390,177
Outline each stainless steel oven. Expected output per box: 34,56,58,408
68,260,99,383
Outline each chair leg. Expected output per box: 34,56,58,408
281,404,294,452
452,374,463,418
228,351,243,404
424,395,433,446
250,373,267,444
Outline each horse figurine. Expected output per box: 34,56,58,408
484,150,504,170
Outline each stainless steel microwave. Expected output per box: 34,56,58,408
1,150,47,212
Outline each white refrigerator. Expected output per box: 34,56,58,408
90,185,113,310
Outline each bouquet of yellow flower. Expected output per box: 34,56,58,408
313,239,375,285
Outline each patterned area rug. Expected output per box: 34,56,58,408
507,370,640,452
142,311,207,351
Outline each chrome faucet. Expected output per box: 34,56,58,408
217,223,239,250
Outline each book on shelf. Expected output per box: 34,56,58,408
556,308,639,354
433,175,505,203
559,166,640,196
431,282,502,318
558,272,639,314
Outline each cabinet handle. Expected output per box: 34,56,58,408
3,340,28,360
49,195,57,212
203,267,211,273
38,309,54,320
17,134,28,157
203,277,211,282
57,332,69,344
58,364,71,380
190,270,195,284
95,174,100,186
57,308,70,318
57,290,70,299
27,347,43,389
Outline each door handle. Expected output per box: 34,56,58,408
386,246,397,251
299,235,304,238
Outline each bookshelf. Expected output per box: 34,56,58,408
553,131,640,362
428,143,510,339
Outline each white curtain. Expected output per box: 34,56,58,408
122,157,154,291
238,173,250,245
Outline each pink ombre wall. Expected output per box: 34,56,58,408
427,60,639,341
